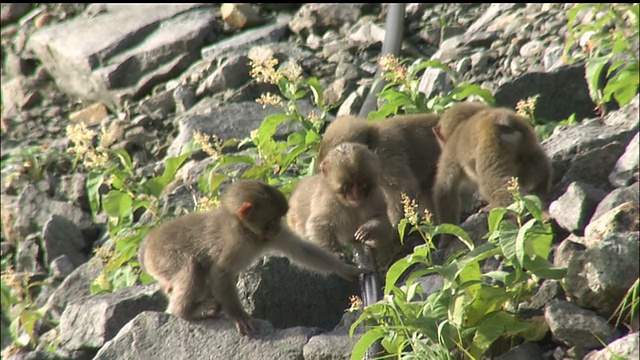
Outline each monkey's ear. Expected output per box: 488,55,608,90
320,160,329,176
237,201,253,219
433,126,447,143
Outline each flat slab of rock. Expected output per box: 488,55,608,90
27,4,215,110
94,311,319,360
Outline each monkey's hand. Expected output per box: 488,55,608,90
354,220,388,248
234,314,259,337
338,263,372,281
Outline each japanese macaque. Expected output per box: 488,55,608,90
316,114,441,226
432,102,552,235
138,180,365,337
288,142,396,269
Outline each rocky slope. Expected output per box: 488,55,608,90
1,3,638,360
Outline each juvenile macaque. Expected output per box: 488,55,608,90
138,180,365,337
432,102,552,233
317,114,441,226
288,142,396,269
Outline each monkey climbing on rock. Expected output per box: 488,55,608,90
138,180,366,337
432,102,552,239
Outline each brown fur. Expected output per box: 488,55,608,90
139,180,364,337
433,102,552,233
317,114,441,225
289,142,396,269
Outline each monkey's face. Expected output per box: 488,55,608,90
337,179,372,206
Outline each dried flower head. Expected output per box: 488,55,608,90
66,123,96,156
423,209,433,224
401,192,419,226
193,131,222,159
347,295,363,312
256,92,282,108
282,63,303,83
249,56,281,84
84,149,110,169
507,177,520,195
515,95,539,121
196,196,219,212
379,54,407,84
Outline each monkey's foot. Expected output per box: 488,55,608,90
235,316,259,337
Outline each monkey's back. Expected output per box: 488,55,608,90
141,209,262,277
379,114,441,187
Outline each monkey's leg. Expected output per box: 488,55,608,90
166,260,203,320
210,268,258,336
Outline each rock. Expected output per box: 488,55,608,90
1,3,34,25
94,312,319,360
28,4,216,111
545,300,615,350
418,67,454,99
45,260,103,314
495,64,596,122
68,103,109,126
590,182,639,224
41,214,87,267
584,332,639,360
58,284,167,350
237,256,359,330
495,342,544,360
543,116,637,191
303,312,364,360
195,55,252,96
609,132,639,187
13,184,94,241
549,181,607,234
201,14,292,61
565,203,639,316
167,100,318,158
289,4,364,37
221,3,264,29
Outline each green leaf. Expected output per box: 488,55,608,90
434,224,474,250
115,148,134,174
258,114,292,143
306,77,325,109
20,310,39,344
86,171,105,220
385,256,421,294
585,55,613,103
515,220,537,267
350,328,386,360
145,152,191,197
487,208,507,234
102,190,133,220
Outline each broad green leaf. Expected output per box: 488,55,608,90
115,148,134,174
145,152,191,197
585,55,612,103
20,310,39,344
470,311,518,357
515,220,537,267
87,171,105,220
306,77,325,108
102,190,133,220
487,208,507,234
434,224,474,250
258,114,292,142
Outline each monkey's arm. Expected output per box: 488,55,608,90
270,226,365,280
211,267,258,336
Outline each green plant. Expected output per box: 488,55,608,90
1,144,72,189
564,4,639,114
65,122,190,294
196,54,337,198
350,179,565,359
1,268,57,355
368,55,495,120
611,277,639,331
